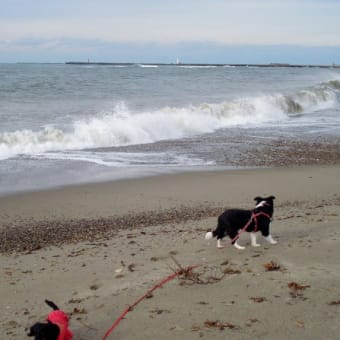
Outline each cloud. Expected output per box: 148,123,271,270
1,0,340,46
1,0,340,63
1,14,340,47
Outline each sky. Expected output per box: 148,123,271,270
1,0,340,64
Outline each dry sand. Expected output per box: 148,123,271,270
1,165,339,339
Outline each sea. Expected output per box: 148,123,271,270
0,63,339,195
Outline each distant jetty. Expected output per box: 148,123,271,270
65,61,340,68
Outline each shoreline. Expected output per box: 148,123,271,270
1,135,339,198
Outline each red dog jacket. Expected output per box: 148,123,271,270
47,310,73,340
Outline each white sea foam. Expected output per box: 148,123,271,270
138,64,159,68
30,150,214,167
0,84,337,160
178,65,217,69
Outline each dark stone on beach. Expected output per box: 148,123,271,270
230,138,340,168
0,206,222,254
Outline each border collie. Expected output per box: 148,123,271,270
27,300,73,340
205,196,277,250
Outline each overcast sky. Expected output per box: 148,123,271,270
1,0,340,64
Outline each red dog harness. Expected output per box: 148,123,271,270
252,211,272,232
230,211,272,244
47,310,73,340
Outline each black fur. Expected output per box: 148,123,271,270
209,196,275,245
27,300,60,340
27,322,60,340
45,300,59,311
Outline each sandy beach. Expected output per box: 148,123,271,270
1,165,340,339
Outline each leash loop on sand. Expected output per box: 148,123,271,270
102,264,200,339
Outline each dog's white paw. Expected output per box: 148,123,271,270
250,233,261,247
217,239,224,248
234,241,245,250
265,235,277,244
205,231,213,240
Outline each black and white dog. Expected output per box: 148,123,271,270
205,196,277,250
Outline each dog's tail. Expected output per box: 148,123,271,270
45,299,59,311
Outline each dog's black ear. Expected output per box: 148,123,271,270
27,322,46,337
45,299,59,311
254,196,263,203
267,195,275,200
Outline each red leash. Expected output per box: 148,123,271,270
102,264,200,339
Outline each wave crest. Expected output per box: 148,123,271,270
0,80,338,159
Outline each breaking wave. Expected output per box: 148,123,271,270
0,80,338,160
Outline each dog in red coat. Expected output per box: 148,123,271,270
27,300,73,340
